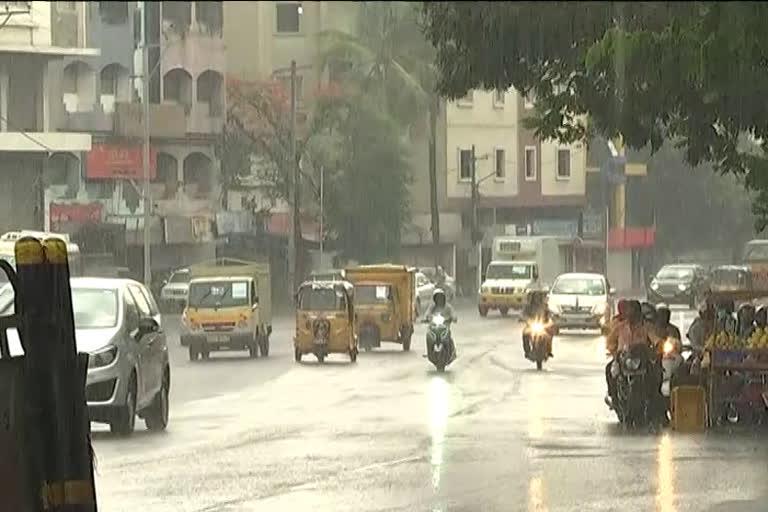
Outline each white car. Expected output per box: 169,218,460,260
547,273,615,334
160,267,190,311
415,271,436,316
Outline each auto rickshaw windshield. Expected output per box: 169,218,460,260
299,287,347,311
355,284,393,305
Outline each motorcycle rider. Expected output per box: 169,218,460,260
605,300,663,415
737,303,757,338
654,304,682,343
424,288,457,360
687,298,716,350
522,290,553,359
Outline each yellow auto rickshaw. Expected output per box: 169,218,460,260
294,280,357,363
345,264,415,352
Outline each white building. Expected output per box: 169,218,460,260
0,1,96,233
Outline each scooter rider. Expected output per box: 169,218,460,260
424,288,457,359
522,290,553,359
654,304,682,342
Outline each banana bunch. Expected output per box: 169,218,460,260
704,331,743,350
747,327,768,349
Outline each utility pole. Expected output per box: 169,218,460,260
141,0,152,287
471,144,480,293
288,60,300,293
428,96,440,268
319,165,324,266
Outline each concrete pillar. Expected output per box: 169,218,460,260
0,62,9,132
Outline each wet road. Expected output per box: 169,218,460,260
92,306,768,512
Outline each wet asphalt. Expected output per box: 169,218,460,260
90,307,768,512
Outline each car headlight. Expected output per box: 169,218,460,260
678,283,689,291
592,302,607,315
650,281,659,291
88,345,117,369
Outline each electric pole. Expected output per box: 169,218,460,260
288,60,300,294
471,144,480,293
141,0,152,287
428,96,440,268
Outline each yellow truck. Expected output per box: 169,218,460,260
345,264,415,351
180,258,272,361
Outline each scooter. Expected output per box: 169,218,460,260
425,313,455,372
522,317,553,371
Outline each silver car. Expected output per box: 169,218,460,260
2,278,170,436
160,267,190,311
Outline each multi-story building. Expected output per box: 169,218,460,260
444,88,589,292
0,1,95,234
50,1,225,279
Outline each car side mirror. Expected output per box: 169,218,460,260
138,316,159,336
609,287,617,295
253,296,259,305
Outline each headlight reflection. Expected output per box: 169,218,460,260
528,475,549,512
656,433,677,512
429,376,450,491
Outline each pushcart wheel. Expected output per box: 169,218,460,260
294,348,302,362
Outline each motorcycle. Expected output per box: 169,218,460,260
610,345,654,427
425,313,455,372
523,317,552,370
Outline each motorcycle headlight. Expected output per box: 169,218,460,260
432,314,445,326
663,340,675,355
650,281,659,291
88,345,117,369
678,283,689,291
530,321,545,335
624,358,642,371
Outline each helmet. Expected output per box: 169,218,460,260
433,288,446,304
656,305,671,325
641,301,657,322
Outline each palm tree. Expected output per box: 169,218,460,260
319,2,442,263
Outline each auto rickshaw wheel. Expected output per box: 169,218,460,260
478,306,488,317
294,348,302,362
349,348,357,363
188,346,198,361
403,335,411,352
317,353,326,364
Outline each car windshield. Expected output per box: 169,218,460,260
299,287,346,310
486,264,531,279
71,288,119,329
355,285,392,305
551,277,606,296
656,267,694,280
188,281,250,308
169,271,190,284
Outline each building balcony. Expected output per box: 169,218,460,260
186,102,224,135
115,102,187,139
62,108,114,133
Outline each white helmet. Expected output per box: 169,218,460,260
433,288,446,302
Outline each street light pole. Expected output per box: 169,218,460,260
288,60,299,294
319,165,324,265
141,0,152,287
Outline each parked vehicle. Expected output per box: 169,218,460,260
415,271,435,316
310,269,346,282
180,258,272,361
294,280,357,363
647,264,709,308
479,236,563,317
0,230,82,279
548,273,614,334
346,264,415,351
1,278,171,436
160,267,190,312
424,313,455,372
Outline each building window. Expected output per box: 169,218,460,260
524,146,537,181
495,149,505,180
557,149,571,179
276,2,302,33
459,148,472,181
99,1,128,24
493,89,505,107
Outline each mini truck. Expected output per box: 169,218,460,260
180,258,272,361
478,236,562,317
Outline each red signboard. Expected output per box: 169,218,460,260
50,203,103,232
86,143,157,180
607,227,656,250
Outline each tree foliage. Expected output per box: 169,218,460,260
422,1,768,229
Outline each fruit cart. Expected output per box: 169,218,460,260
704,332,768,427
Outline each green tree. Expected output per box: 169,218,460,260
320,2,443,261
422,2,768,229
311,95,413,263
